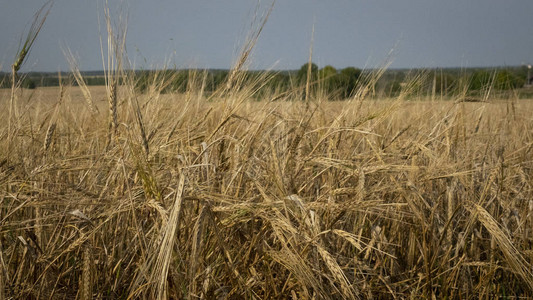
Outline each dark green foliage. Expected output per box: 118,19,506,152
212,70,229,88
469,70,492,90
21,77,36,89
469,69,523,91
2,65,530,99
84,76,106,86
338,67,362,98
169,71,188,93
299,64,363,99
319,65,338,81
0,74,9,88
382,80,403,97
318,66,363,99
41,76,70,87
494,70,523,90
434,73,458,94
297,62,319,84
319,65,338,95
134,71,154,93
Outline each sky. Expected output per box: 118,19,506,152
1,0,532,72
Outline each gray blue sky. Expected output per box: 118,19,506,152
1,0,532,72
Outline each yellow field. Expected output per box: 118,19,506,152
1,84,533,299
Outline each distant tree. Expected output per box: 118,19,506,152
338,67,362,98
213,70,229,89
21,77,36,89
297,62,318,84
469,69,523,91
434,73,457,95
319,65,338,95
318,65,337,79
85,77,106,86
268,72,290,91
383,80,403,97
469,70,491,90
0,74,10,88
494,70,522,90
170,70,188,93
134,71,150,93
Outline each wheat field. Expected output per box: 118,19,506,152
1,2,533,298
1,75,533,299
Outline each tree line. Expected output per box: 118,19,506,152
1,64,530,99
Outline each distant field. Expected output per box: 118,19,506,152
1,82,533,299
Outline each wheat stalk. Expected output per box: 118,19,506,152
43,123,56,151
64,48,99,114
470,203,533,290
150,174,185,299
80,242,93,300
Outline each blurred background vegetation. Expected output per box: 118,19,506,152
1,64,532,99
